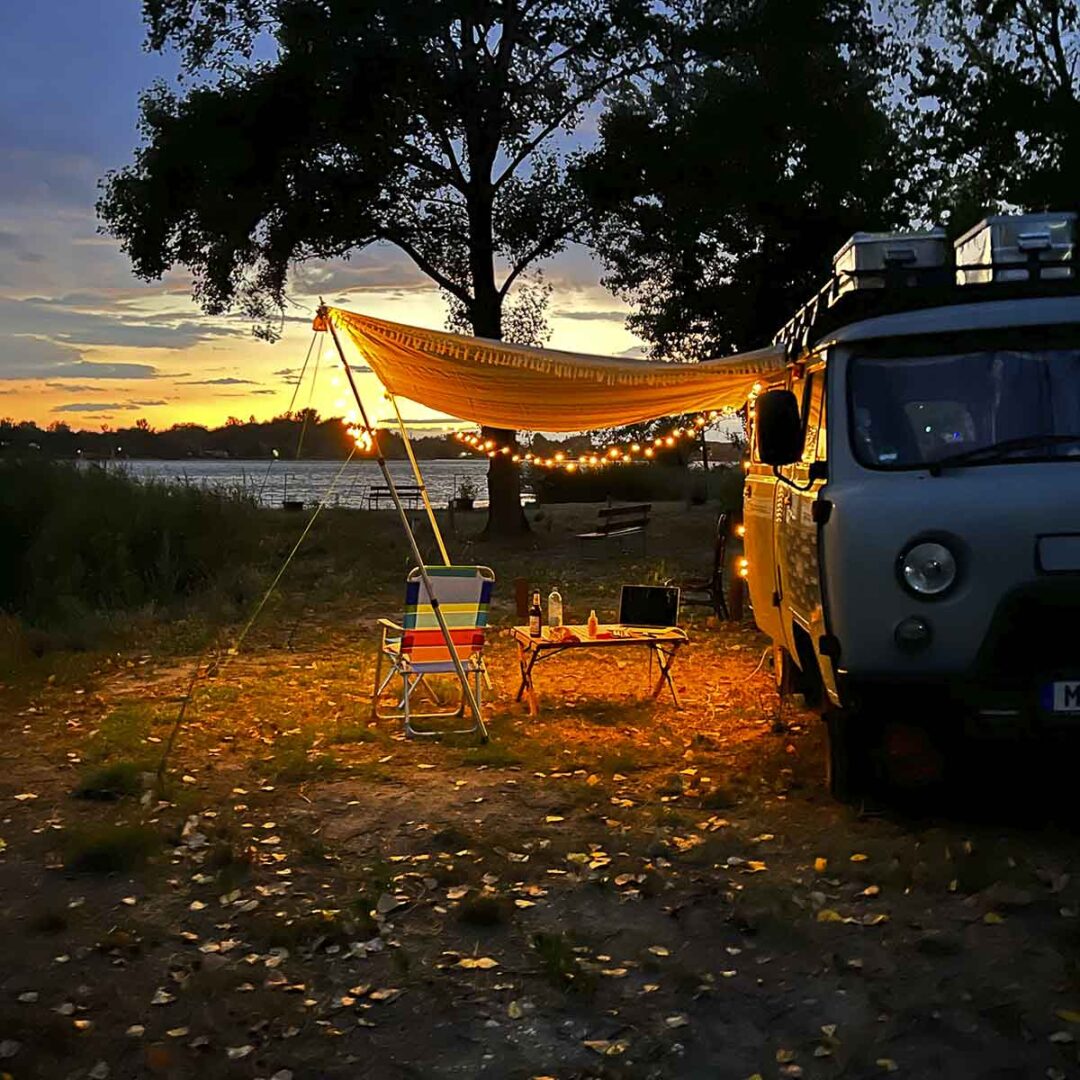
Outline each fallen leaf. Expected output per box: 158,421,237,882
983,912,1005,925
1055,1009,1080,1024
458,957,498,970
446,886,469,900
583,1039,629,1056
151,989,176,1006
508,1000,524,1019
545,815,565,823
876,1059,898,1073
648,945,670,957
814,857,827,873
850,853,869,863
13,793,37,802
817,909,845,923
1049,1031,1075,1044
665,1014,689,1029
226,1045,254,1060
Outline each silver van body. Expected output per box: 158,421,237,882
745,279,1080,767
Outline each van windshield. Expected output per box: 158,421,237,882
849,349,1080,468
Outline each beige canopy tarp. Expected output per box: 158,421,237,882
329,308,786,432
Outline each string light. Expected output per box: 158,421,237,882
452,408,736,471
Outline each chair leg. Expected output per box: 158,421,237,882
371,646,385,717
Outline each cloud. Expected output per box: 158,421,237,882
54,401,138,412
252,389,277,395
0,295,243,351
178,377,259,385
0,335,160,381
0,229,46,265
554,310,628,322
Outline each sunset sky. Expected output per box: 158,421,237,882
0,1,645,433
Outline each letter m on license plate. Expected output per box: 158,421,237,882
1047,681,1080,713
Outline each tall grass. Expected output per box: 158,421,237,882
0,460,260,624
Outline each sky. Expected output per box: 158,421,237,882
0,1,644,433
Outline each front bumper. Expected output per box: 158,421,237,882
837,579,1080,736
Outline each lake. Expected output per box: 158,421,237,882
106,458,502,510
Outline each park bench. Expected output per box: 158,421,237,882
576,503,651,556
367,484,423,510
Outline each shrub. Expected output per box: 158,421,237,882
0,460,260,624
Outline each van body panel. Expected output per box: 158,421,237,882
820,464,1080,677
749,289,1080,724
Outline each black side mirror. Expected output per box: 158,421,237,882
756,389,802,466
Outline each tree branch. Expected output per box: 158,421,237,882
385,230,472,302
498,213,588,298
1015,0,1063,88
493,61,655,188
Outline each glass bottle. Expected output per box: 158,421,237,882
587,609,599,637
548,588,563,628
529,590,543,637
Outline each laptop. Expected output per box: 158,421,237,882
618,584,680,629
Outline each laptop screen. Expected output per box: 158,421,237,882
618,585,680,628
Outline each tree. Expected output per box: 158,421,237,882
893,0,1080,223
579,0,908,357
99,0,667,535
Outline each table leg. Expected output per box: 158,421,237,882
515,643,541,716
650,644,682,707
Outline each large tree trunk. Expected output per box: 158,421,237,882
467,193,529,537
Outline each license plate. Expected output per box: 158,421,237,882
1042,681,1080,713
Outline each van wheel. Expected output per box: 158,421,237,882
824,708,869,803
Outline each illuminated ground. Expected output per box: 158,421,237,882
2,504,1079,1079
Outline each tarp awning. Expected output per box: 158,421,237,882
329,308,786,432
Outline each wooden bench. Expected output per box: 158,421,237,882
366,484,423,510
576,503,651,556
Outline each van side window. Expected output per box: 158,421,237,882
802,372,826,463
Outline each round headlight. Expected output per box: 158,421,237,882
900,541,958,597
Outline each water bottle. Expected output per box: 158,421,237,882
548,588,563,628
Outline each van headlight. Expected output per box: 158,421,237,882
899,541,958,597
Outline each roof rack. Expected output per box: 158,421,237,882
773,257,1080,355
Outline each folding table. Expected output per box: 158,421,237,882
511,624,688,716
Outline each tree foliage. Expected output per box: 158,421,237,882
894,0,1080,223
100,0,668,532
580,0,907,357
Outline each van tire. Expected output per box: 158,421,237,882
824,707,868,803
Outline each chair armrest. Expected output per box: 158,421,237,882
378,618,404,639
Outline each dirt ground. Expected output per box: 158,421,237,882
3,504,1080,1080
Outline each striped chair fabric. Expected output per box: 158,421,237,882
400,566,494,673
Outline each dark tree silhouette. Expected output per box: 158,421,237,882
99,0,667,535
894,0,1080,224
580,0,908,357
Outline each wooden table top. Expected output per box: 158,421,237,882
511,624,688,648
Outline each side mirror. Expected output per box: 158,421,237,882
756,389,802,466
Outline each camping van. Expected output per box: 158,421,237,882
743,213,1080,799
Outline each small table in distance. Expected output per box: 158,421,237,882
511,624,689,716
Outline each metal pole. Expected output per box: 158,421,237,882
387,391,451,566
322,305,487,739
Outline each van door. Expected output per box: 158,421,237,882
744,399,784,647
776,364,828,665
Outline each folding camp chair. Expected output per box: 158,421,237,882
372,565,495,738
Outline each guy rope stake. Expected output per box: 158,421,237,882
317,303,488,741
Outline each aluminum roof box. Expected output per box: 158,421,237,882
955,212,1076,284
833,228,948,296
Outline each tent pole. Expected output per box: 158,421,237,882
386,392,451,567
322,306,487,740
